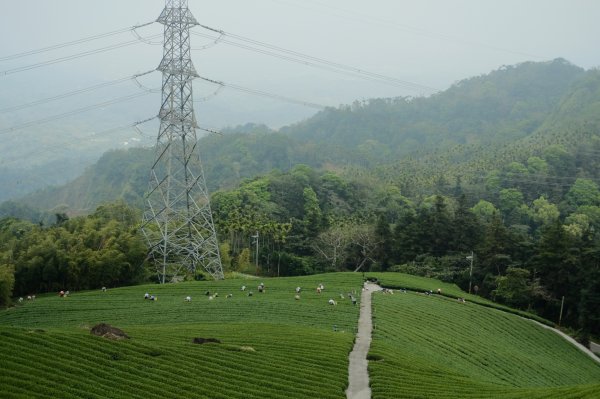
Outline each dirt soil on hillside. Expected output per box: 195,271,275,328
90,323,129,340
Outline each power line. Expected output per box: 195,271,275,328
0,118,157,193
0,70,156,114
1,34,161,76
197,76,327,109
192,26,438,93
0,91,155,136
267,0,547,60
194,84,225,102
0,116,158,168
0,21,155,62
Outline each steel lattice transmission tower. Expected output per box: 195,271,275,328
141,0,223,283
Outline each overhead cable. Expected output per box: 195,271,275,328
192,26,438,93
1,35,161,76
0,92,155,136
194,83,225,102
0,21,155,62
131,24,163,45
268,0,547,60
197,76,327,109
132,71,161,93
3,116,158,165
191,32,224,51
0,70,156,114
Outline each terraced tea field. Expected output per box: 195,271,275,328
0,273,362,399
368,272,552,324
1,271,599,398
368,289,600,398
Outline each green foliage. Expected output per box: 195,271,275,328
531,196,560,226
0,264,15,307
368,272,550,324
2,272,598,398
471,200,498,222
493,267,532,308
0,202,147,296
302,186,322,237
369,289,600,398
1,58,600,338
0,273,362,399
566,178,600,208
6,59,590,216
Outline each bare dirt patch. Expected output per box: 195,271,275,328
90,323,129,340
192,337,221,344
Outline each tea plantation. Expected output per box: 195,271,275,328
1,272,599,398
0,273,362,399
368,275,600,398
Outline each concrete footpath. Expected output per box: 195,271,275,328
533,321,600,365
590,341,600,355
346,282,382,399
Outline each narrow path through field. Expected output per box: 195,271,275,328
346,282,382,399
591,341,600,355
531,320,600,364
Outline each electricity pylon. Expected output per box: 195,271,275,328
141,0,223,283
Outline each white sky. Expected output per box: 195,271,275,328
1,0,599,130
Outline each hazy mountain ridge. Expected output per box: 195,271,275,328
4,58,598,217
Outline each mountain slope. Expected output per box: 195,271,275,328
1,273,598,398
6,58,597,216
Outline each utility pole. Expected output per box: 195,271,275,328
467,251,474,294
141,0,223,283
558,296,565,327
251,231,259,274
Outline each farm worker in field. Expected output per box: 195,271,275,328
59,290,65,297
185,296,192,302
258,282,265,293
319,283,324,291
316,287,322,294
296,286,301,293
205,291,210,296
241,285,246,291
248,291,253,297
437,288,442,294
102,287,107,292
328,299,337,306
295,294,300,300
351,296,357,306
144,292,149,299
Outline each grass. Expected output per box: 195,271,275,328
1,273,361,331
0,273,362,399
368,289,600,398
1,271,599,398
367,272,554,325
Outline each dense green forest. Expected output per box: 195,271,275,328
6,58,598,215
1,58,599,340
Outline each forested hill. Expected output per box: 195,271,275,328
281,58,585,162
3,58,598,217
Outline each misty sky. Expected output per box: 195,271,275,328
1,0,600,132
